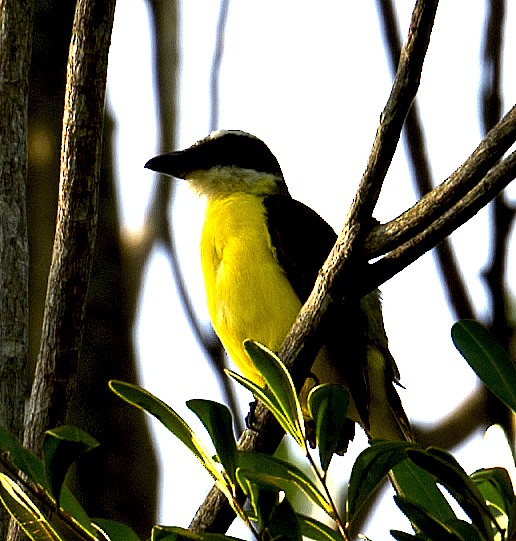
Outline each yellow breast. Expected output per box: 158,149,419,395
200,194,302,384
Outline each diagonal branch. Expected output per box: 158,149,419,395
369,147,516,290
190,0,516,532
280,0,439,382
190,0,440,532
190,0,516,535
366,102,516,259
377,0,474,320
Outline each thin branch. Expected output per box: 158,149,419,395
190,0,516,534
145,2,206,348
144,2,209,365
23,0,117,454
480,0,512,341
366,102,516,259
280,0,439,384
413,388,491,448
210,0,229,132
369,147,516,290
349,0,439,221
377,0,475,320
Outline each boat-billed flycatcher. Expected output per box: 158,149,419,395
145,130,412,443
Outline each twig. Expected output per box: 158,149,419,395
281,0,439,383
365,103,516,259
369,147,516,289
210,0,230,132
377,0,474,320
23,0,117,454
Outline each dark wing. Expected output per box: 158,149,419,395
263,194,371,426
263,194,336,302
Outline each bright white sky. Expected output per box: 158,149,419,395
107,1,516,538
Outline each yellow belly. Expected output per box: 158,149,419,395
200,194,302,384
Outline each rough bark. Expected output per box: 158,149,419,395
0,0,33,536
24,0,116,453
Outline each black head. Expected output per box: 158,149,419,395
145,130,284,179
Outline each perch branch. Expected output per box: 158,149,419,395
377,0,474,320
190,0,440,532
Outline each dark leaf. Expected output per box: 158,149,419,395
347,440,414,523
407,448,494,540
93,518,141,541
43,426,99,505
266,497,302,541
307,384,349,472
389,530,421,541
187,400,238,485
394,496,466,541
296,514,343,541
451,320,516,413
237,451,333,518
391,457,457,524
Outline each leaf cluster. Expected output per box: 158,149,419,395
0,321,515,541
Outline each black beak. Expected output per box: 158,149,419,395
144,150,190,179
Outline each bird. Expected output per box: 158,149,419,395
145,130,412,444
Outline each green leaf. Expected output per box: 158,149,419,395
247,485,281,532
186,400,238,486
507,498,516,541
43,426,99,505
0,473,62,540
0,424,97,539
307,384,349,473
92,518,141,541
109,381,236,511
151,525,243,541
394,496,466,541
391,457,457,525
347,440,415,523
296,514,343,541
109,381,217,473
447,520,487,541
389,531,420,541
236,451,334,518
407,448,495,540
451,320,516,413
227,340,305,450
266,497,302,541
471,467,515,516
348,441,457,532
0,424,46,486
